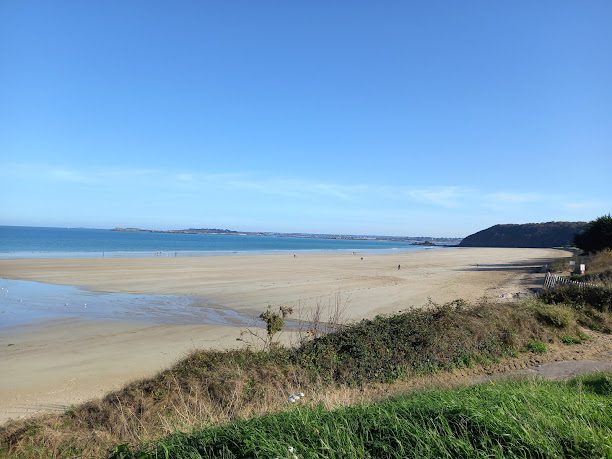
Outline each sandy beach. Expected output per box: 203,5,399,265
0,247,569,422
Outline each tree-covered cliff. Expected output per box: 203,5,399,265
459,222,587,248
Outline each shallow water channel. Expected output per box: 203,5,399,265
0,278,263,329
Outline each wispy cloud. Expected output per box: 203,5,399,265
4,164,158,183
3,163,600,214
3,162,609,235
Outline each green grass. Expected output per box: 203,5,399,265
561,334,585,345
110,375,612,459
527,340,547,353
568,372,612,397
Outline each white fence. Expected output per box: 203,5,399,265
543,272,597,290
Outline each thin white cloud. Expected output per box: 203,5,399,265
4,163,597,214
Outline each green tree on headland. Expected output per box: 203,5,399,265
574,214,612,253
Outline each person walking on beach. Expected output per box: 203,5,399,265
397,264,401,270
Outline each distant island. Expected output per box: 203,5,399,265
459,221,587,248
113,227,239,235
112,227,462,245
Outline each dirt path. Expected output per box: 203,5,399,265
310,329,612,412
437,328,612,385
469,330,612,383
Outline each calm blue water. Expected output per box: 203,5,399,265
0,226,425,258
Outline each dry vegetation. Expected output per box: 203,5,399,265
549,249,612,285
114,374,612,459
1,291,610,458
585,250,612,273
580,250,612,285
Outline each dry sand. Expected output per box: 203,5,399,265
0,247,569,422
0,320,242,422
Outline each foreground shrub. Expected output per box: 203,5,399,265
294,300,541,384
581,268,612,285
113,376,612,459
527,340,547,353
561,335,582,345
540,284,612,313
539,284,612,333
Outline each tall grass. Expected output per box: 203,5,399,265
112,374,612,459
584,250,612,276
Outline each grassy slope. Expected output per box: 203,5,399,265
1,286,611,458
112,374,612,459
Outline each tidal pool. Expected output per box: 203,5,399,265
0,278,261,329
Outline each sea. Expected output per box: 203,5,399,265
0,226,429,259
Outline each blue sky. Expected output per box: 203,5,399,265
1,1,611,237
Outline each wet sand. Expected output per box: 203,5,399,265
0,247,570,422
0,248,568,318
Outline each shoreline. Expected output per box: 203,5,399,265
0,245,434,260
0,247,571,422
0,244,442,260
